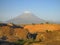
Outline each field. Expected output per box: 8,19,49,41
0,23,60,45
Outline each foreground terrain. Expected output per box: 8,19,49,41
0,23,60,45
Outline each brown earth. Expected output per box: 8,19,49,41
0,23,60,45
24,24,60,33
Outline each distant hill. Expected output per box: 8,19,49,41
7,11,46,24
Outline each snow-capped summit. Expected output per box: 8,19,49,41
24,11,31,14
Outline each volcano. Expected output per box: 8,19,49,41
7,11,45,24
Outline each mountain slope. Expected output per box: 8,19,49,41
7,11,45,24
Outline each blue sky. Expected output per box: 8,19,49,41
0,0,60,22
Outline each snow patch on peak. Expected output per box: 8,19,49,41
24,11,31,14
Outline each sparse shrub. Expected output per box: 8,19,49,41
40,23,44,24
46,30,52,33
45,22,49,24
32,23,35,25
1,36,7,40
15,39,26,45
46,30,49,33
